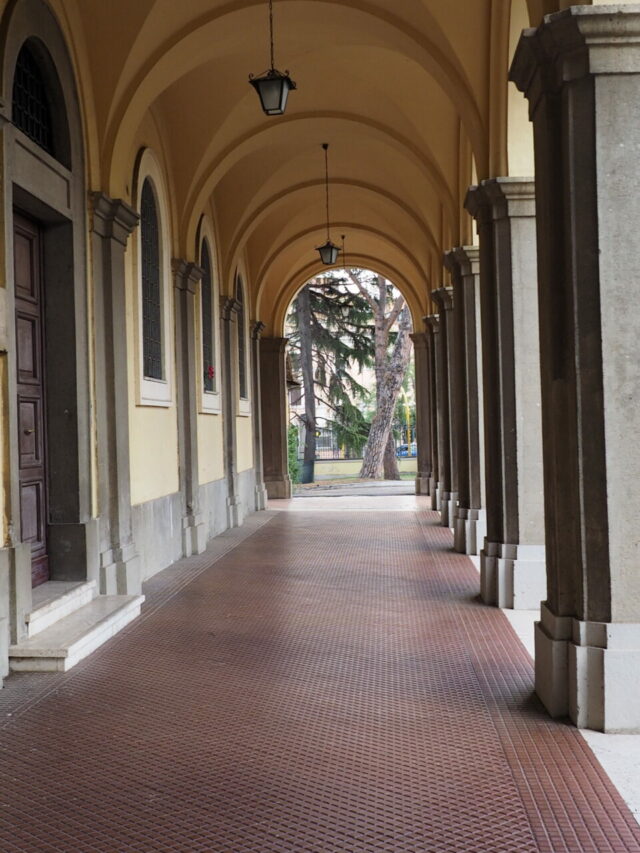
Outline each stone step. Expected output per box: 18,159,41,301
27,580,97,638
9,594,145,672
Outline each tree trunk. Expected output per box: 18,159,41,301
298,287,316,482
360,307,412,478
383,433,400,479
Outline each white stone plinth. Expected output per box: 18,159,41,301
536,603,640,732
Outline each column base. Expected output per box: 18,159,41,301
181,513,207,557
536,604,640,732
454,507,486,554
0,543,35,645
265,476,292,500
480,539,500,605
535,603,571,718
446,491,458,531
254,484,269,511
415,475,431,496
439,491,451,527
454,506,468,553
0,548,15,688
429,478,439,510
100,541,141,596
480,541,545,609
226,496,244,529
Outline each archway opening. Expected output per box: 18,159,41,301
284,267,417,496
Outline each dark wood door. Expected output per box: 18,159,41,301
14,212,49,587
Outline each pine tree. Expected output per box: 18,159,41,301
286,275,374,479
286,269,413,483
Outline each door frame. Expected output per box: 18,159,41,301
0,0,96,647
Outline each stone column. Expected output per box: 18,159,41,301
220,297,243,527
512,6,640,731
90,194,141,595
410,332,431,496
425,316,440,510
465,179,545,610
173,259,207,556
445,247,486,555
432,288,456,527
251,322,269,510
260,338,292,499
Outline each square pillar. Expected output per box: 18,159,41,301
251,322,269,511
260,338,292,499
432,288,457,528
410,332,432,496
425,315,442,512
465,179,546,610
173,260,207,556
512,6,640,730
445,247,486,555
90,194,141,595
221,297,243,527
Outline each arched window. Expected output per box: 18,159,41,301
236,275,248,399
12,43,54,156
201,241,216,393
140,178,163,380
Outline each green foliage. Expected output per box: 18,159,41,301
288,424,300,484
331,402,371,458
287,272,375,447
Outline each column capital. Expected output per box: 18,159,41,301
443,247,480,282
172,259,203,294
511,7,640,114
251,321,266,341
221,296,240,320
432,286,454,312
481,178,535,220
90,192,139,245
425,314,440,335
260,336,289,355
410,331,428,350
453,246,480,278
464,184,492,227
443,250,463,283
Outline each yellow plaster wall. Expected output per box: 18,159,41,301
129,405,179,505
236,415,254,473
124,237,180,507
197,413,225,484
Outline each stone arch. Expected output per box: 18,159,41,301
271,258,424,341
0,0,94,628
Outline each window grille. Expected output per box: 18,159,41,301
140,179,163,380
201,242,215,392
12,44,54,156
236,277,248,399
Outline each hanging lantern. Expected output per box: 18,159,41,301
317,240,340,265
249,0,296,116
316,143,340,266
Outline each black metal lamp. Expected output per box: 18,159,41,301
249,0,296,116
316,143,340,265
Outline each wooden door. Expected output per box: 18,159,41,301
14,212,49,587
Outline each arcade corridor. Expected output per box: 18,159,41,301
1,500,638,852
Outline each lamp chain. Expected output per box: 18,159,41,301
269,0,275,70
324,144,330,241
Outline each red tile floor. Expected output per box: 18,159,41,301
1,504,640,852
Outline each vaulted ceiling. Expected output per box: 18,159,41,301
46,0,570,329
